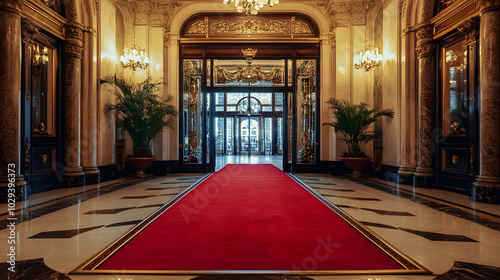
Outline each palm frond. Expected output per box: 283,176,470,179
323,98,394,157
101,75,178,157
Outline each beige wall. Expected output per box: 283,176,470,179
382,0,400,167
103,1,408,167
334,25,377,160
98,0,118,166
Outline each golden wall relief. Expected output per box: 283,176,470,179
297,60,317,164
183,15,317,39
183,60,203,163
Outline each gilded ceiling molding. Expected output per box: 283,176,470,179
0,0,23,12
21,17,40,45
314,0,378,48
121,0,186,28
315,0,377,27
457,16,479,45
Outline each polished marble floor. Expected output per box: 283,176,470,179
1,160,500,280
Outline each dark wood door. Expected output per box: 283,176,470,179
22,34,63,194
436,34,478,195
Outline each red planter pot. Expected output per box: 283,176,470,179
341,157,371,176
127,157,155,176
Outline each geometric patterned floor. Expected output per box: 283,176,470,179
1,157,500,279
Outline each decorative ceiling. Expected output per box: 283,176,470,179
115,0,383,30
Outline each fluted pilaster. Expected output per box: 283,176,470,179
473,1,500,203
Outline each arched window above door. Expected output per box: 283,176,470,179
237,96,262,115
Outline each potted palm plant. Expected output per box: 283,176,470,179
101,74,177,176
323,98,394,176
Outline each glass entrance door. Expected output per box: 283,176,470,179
240,117,260,155
180,54,320,172
211,90,285,166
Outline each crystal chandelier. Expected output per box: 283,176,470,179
120,39,149,71
354,42,383,72
223,0,280,15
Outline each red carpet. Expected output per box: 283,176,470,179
97,164,406,272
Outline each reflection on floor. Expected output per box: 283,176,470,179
216,155,283,171
1,166,500,279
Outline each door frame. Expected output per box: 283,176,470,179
435,31,479,194
179,44,320,173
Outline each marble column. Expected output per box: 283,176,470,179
0,0,28,202
413,24,435,188
81,28,100,184
473,0,500,203
398,29,418,185
62,22,85,187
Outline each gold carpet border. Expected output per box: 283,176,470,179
71,173,214,273
288,174,430,274
71,170,431,276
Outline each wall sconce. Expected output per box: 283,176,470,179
34,45,49,65
120,39,149,71
354,42,383,72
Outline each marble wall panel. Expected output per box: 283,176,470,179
382,0,400,167
98,0,117,166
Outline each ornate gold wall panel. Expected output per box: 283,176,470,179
182,14,318,41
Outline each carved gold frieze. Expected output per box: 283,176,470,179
183,15,317,40
292,17,313,35
186,17,208,35
210,19,290,35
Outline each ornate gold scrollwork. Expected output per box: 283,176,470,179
183,60,202,163
184,15,316,40
42,154,48,164
214,49,283,85
297,60,317,164
33,122,49,135
452,155,459,165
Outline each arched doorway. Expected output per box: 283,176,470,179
178,13,320,173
